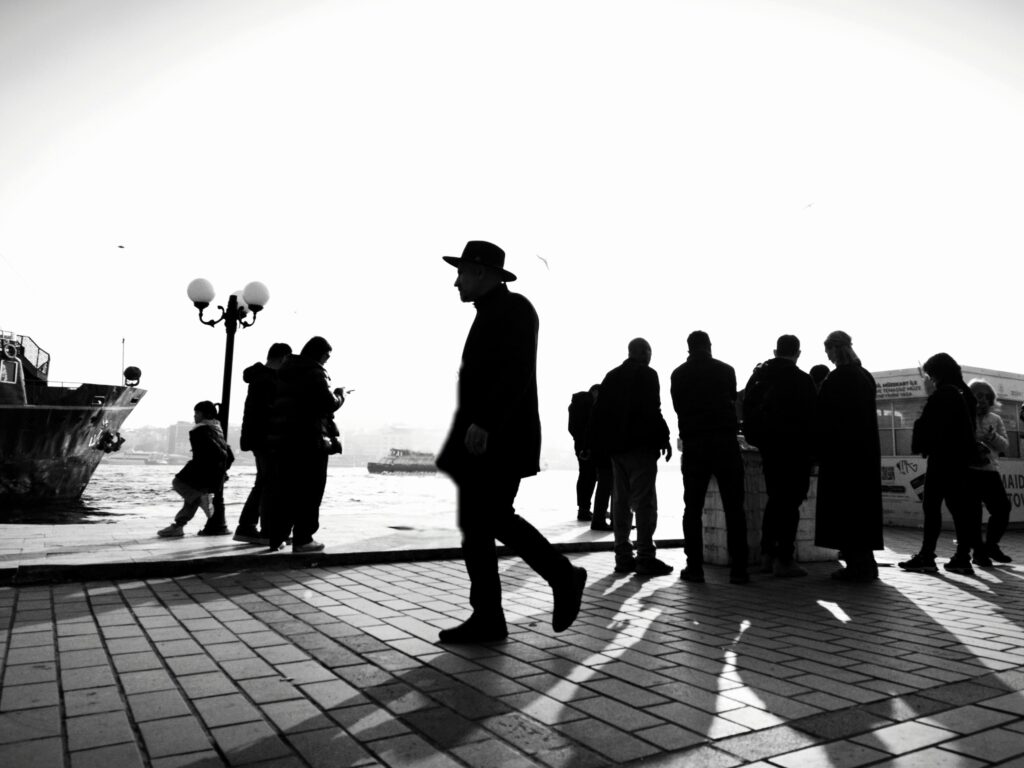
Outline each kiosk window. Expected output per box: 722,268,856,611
1000,401,1021,459
879,399,926,457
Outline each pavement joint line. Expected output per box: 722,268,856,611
0,539,686,587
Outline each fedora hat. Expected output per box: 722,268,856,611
442,240,517,282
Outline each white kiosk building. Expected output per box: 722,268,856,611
874,366,1024,528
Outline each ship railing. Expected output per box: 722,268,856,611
0,331,51,381
18,334,50,376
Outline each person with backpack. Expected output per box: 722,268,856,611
157,400,231,538
742,335,817,577
900,353,988,575
568,385,612,530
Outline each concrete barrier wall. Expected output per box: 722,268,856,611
700,450,836,566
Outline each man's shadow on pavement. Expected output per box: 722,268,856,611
625,565,1024,766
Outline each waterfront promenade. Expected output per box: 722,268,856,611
2,506,1024,767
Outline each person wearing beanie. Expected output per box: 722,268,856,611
158,401,231,538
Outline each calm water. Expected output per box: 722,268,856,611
2,461,687,525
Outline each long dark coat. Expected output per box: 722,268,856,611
813,363,884,550
436,284,541,482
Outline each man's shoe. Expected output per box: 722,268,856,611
614,558,636,574
729,569,750,585
898,554,938,573
233,528,268,546
552,566,587,632
197,525,231,536
988,545,1012,563
590,520,613,532
576,510,593,522
293,540,325,553
438,616,508,644
773,560,807,578
635,558,674,577
972,552,994,568
679,566,705,583
943,556,974,575
157,524,184,538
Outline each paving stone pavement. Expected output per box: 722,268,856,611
2,528,1024,767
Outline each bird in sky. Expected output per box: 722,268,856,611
536,254,550,270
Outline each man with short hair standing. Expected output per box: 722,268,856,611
671,330,749,584
742,335,817,577
234,342,291,545
592,338,674,576
436,241,587,644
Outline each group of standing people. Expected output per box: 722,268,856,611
158,337,346,554
571,329,886,584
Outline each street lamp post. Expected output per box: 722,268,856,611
186,278,270,533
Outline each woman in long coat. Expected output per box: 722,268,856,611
813,331,884,581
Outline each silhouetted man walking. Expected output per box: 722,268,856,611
671,330,749,584
436,241,587,644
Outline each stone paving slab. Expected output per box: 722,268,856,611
1,529,1024,767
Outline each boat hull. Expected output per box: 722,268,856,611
367,462,438,474
0,384,146,502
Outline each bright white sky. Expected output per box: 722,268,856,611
2,0,1023,445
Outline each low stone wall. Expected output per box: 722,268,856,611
700,449,836,566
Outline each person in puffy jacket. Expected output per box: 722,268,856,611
158,401,230,538
264,336,345,553
233,342,291,545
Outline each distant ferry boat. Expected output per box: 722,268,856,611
0,330,145,502
367,448,437,474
